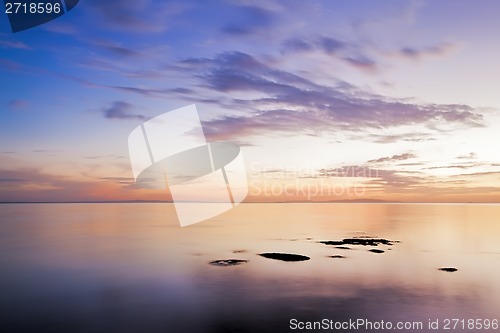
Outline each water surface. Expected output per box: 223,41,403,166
1,203,499,332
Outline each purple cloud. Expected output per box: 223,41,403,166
86,0,187,32
221,5,276,35
102,101,146,121
170,52,484,141
398,43,455,60
7,100,29,110
0,40,31,50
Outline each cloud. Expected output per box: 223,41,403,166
171,51,485,140
102,101,146,121
84,154,126,160
281,36,347,55
281,38,314,53
425,162,499,170
0,168,168,202
89,39,141,57
106,85,193,97
99,176,135,185
317,165,424,190
0,40,31,50
343,55,377,71
221,5,276,35
42,21,79,35
226,0,284,12
0,178,25,183
365,133,436,144
368,152,417,163
7,99,29,110
280,36,376,71
397,43,456,60
457,152,477,160
319,37,347,55
32,149,63,153
86,0,188,33
452,171,500,178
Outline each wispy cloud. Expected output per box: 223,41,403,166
0,40,31,50
102,101,146,121
84,154,127,160
365,133,437,144
457,152,477,160
343,55,377,71
88,39,141,58
281,36,347,55
280,35,377,71
368,152,417,163
86,0,188,33
317,165,424,190
222,5,276,35
7,99,29,110
0,168,168,202
0,58,23,72
32,149,63,153
425,162,500,170
396,43,457,60
170,51,484,140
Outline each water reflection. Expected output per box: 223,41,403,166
0,203,499,332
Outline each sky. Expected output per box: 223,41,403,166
1,0,500,203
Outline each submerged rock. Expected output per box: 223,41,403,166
369,249,385,254
209,259,248,266
329,255,346,259
439,267,458,272
335,246,351,250
320,238,399,247
259,253,310,262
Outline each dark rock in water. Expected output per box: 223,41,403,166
320,238,399,247
335,246,351,250
259,253,310,262
329,255,346,259
369,249,385,254
439,267,458,272
321,240,345,246
210,259,248,266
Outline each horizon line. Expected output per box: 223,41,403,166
1,200,499,204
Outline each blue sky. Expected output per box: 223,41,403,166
1,0,500,202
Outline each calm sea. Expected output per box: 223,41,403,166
0,203,499,332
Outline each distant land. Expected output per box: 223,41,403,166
1,199,499,204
